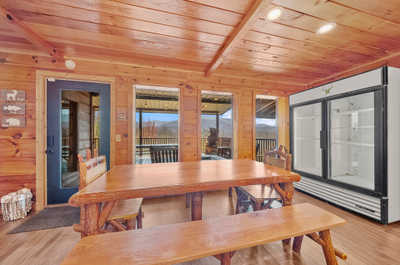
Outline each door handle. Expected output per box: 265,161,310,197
320,130,327,149
45,149,54,154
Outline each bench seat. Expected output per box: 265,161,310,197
62,203,345,265
240,184,280,200
108,198,143,221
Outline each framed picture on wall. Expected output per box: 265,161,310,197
2,103,25,115
0,89,26,102
1,116,26,128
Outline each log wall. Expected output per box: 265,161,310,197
0,57,293,211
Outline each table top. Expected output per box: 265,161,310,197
69,159,300,206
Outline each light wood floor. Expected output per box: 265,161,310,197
1,190,399,265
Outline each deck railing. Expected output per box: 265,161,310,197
135,137,178,145
135,137,276,162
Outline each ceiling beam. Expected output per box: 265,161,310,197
0,6,63,61
205,0,270,77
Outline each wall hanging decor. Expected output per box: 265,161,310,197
0,89,26,128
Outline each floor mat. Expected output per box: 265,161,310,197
8,206,80,234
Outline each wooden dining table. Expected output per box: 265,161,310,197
69,159,301,238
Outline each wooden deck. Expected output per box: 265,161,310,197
1,190,400,265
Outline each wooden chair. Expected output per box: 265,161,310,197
235,145,292,213
149,146,191,208
217,137,232,159
150,146,178,163
78,154,143,231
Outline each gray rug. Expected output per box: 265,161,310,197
8,206,80,234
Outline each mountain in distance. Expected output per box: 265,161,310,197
136,116,276,139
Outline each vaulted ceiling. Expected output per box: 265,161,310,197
1,0,400,92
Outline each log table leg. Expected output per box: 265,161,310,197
220,253,231,265
292,236,304,253
254,200,262,211
191,192,203,221
79,202,116,238
84,203,101,236
185,193,191,208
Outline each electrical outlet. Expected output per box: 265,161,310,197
116,134,121,142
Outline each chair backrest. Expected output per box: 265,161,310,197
77,149,92,163
264,145,292,171
78,155,107,190
218,137,231,147
150,146,178,163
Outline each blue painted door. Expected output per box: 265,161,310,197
47,80,110,204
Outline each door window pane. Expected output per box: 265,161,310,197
61,91,99,188
329,92,374,190
135,85,179,164
293,103,322,176
201,91,233,160
255,96,277,162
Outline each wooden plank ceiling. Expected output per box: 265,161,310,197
1,0,400,93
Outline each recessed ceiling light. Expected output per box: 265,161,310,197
267,8,282,21
317,23,336,34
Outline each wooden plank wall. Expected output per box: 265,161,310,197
0,65,36,206
0,57,292,211
277,97,290,150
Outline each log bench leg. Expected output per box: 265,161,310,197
277,182,295,249
320,230,338,265
191,192,203,221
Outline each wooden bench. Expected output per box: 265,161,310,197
62,203,346,265
77,155,143,232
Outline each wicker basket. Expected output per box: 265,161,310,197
1,188,32,222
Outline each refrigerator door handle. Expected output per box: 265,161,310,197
320,130,326,149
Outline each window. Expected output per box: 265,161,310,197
201,91,233,160
135,85,179,164
255,95,277,162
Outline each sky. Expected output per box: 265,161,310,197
136,112,178,122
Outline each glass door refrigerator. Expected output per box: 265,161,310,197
290,67,395,224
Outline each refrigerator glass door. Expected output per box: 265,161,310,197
328,92,375,190
293,103,322,176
